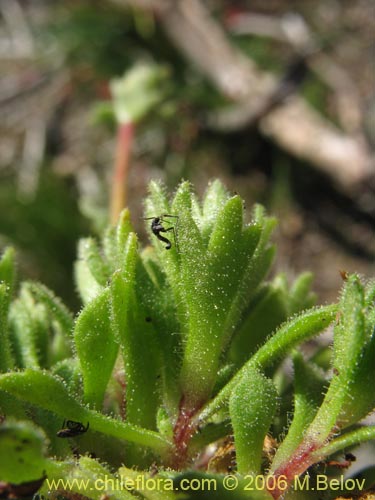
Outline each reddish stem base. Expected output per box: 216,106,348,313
268,442,319,499
172,397,201,470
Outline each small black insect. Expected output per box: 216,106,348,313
144,214,179,250
56,419,89,438
344,452,356,462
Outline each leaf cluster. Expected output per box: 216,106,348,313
0,180,374,500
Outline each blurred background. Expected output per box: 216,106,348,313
0,0,374,311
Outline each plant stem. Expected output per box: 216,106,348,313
172,397,200,469
268,441,318,499
110,121,134,225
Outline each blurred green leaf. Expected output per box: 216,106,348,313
0,419,48,483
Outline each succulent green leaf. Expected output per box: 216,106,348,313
112,271,162,430
0,247,16,297
0,369,85,417
74,287,118,409
74,258,103,304
146,180,171,215
270,352,326,472
52,358,82,395
111,233,161,429
11,284,53,368
50,324,72,365
0,248,16,371
178,190,275,407
110,235,137,343
310,344,332,370
137,252,182,415
144,182,186,329
116,208,134,254
3,179,375,488
115,467,173,500
235,245,275,311
30,303,50,368
212,363,236,396
191,191,203,229
156,406,174,440
202,179,229,218
0,369,169,454
172,181,204,270
25,281,74,337
252,204,276,241
365,277,375,306
117,230,139,277
333,274,365,364
0,419,48,483
0,283,14,371
179,197,246,405
200,304,336,422
229,284,288,366
288,272,316,314
303,276,374,444
335,322,375,428
314,425,375,460
8,295,41,369
251,304,337,369
72,456,135,500
78,238,110,287
144,182,182,291
223,225,275,343
102,225,119,272
206,196,246,317
200,179,230,242
229,366,277,474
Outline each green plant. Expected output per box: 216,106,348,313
0,180,374,500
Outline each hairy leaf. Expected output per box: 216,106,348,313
230,366,277,474
74,287,118,409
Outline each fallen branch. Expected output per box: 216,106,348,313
109,0,374,191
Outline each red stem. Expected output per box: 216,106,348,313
110,121,134,225
172,397,202,469
267,441,320,499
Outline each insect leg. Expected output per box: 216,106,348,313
162,227,178,251
156,231,172,249
160,216,179,251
